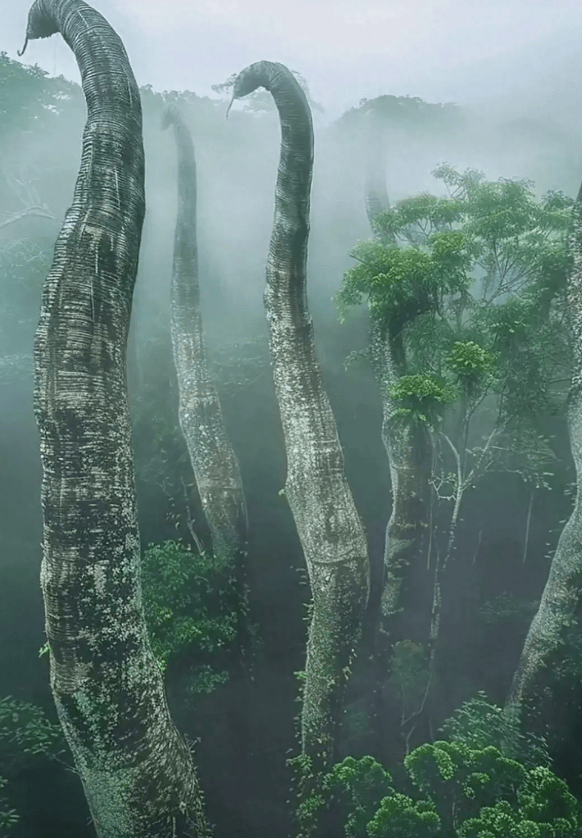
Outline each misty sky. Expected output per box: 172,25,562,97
5,0,582,124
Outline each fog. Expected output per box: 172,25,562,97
2,2,582,836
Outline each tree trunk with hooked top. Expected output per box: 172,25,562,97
230,61,370,774
22,2,210,835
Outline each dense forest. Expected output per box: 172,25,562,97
3,1,582,837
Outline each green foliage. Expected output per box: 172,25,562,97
336,241,435,330
438,692,550,769
336,225,471,336
0,776,19,836
135,531,256,708
476,294,568,421
519,767,578,830
404,741,573,835
323,756,395,838
374,193,465,240
338,165,571,533
462,177,538,241
385,640,430,720
0,51,78,142
0,696,66,836
457,766,579,838
446,341,495,392
389,374,456,429
295,698,574,838
288,754,325,838
141,540,237,693
0,695,64,778
186,665,230,696
366,794,440,838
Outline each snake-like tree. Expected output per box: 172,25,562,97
162,103,251,821
229,62,370,773
20,2,209,835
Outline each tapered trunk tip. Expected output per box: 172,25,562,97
17,35,29,56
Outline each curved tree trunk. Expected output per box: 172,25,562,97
230,62,370,773
162,104,251,821
21,2,209,835
505,183,582,724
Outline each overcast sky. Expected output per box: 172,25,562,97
5,0,582,124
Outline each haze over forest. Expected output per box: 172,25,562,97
3,2,582,837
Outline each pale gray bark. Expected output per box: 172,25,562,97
230,61,370,771
21,2,209,835
505,183,582,719
162,104,251,819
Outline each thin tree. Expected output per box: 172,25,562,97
162,102,251,821
20,1,209,835
228,62,370,775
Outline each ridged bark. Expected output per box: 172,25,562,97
162,104,251,820
21,3,209,836
375,330,432,642
230,62,370,771
505,182,582,720
163,106,248,565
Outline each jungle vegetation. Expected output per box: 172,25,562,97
2,2,582,837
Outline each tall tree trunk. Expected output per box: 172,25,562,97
162,106,248,568
364,110,432,758
162,104,251,822
21,2,209,835
375,332,432,642
363,111,431,644
229,62,370,774
505,182,582,725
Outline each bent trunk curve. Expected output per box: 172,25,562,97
231,61,370,772
163,103,251,821
26,2,209,835
162,103,248,582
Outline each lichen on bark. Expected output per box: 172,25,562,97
230,61,370,773
23,2,209,835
